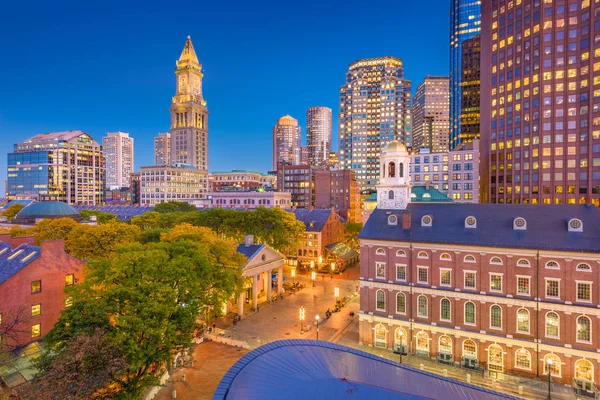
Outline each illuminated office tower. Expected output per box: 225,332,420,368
338,57,412,193
481,0,600,206
450,0,481,149
412,76,450,153
103,131,134,189
306,106,333,168
272,115,301,170
459,35,481,144
154,132,171,166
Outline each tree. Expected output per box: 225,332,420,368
79,210,118,224
0,204,25,221
344,222,363,251
140,228,169,244
65,221,141,260
129,211,161,231
31,218,79,245
43,238,244,398
153,201,197,213
0,306,31,359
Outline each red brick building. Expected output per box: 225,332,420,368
0,236,84,349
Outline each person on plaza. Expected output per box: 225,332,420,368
212,322,216,332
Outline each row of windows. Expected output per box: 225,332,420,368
374,291,593,343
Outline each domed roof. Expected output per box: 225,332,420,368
13,201,82,224
277,115,298,126
382,140,408,155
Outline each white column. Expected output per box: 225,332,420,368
252,274,258,310
267,270,272,302
278,266,283,294
238,291,245,319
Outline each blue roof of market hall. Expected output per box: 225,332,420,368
359,203,600,253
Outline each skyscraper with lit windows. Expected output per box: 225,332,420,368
412,75,450,153
338,57,412,193
306,106,333,168
272,115,301,170
450,0,481,150
481,0,600,206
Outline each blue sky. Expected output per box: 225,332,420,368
0,0,450,196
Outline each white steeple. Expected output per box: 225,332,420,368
376,140,412,209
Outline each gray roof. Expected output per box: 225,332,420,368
287,209,338,232
14,201,82,223
359,203,600,253
0,242,41,284
213,340,518,400
236,244,264,261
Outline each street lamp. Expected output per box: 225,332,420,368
299,306,305,333
546,358,553,400
334,286,340,300
315,315,320,340
310,260,315,269
291,267,296,284
311,271,316,287
318,255,323,264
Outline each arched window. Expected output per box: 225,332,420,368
463,339,477,359
543,353,562,377
440,253,452,261
396,292,406,313
577,316,591,342
417,251,429,259
440,298,451,321
515,349,532,370
399,162,404,178
490,305,502,329
490,257,503,265
416,331,429,352
575,359,594,382
516,259,531,267
487,344,504,372
396,249,406,257
545,260,560,269
394,327,407,349
376,290,386,311
464,301,476,324
439,335,452,354
417,295,428,318
463,255,476,263
376,248,386,255
374,323,387,349
576,263,591,271
389,190,395,200
388,162,396,177
545,312,559,338
517,308,530,333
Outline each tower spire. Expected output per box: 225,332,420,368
177,36,200,68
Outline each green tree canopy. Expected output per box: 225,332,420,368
65,221,141,260
79,209,118,224
153,201,197,213
32,218,80,245
344,222,363,251
0,203,25,221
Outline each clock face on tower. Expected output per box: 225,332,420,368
179,76,187,91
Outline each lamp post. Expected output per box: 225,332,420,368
546,358,553,400
299,306,305,333
311,271,316,288
330,262,335,279
315,315,320,340
310,260,315,269
291,267,296,284
318,255,323,265
399,331,404,364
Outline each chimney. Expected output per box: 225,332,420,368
402,211,411,229
244,234,254,247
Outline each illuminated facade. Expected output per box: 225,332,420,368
339,57,412,193
306,106,333,168
459,35,481,144
169,36,208,173
481,0,600,206
412,76,450,153
272,115,301,170
140,164,207,205
154,132,171,166
450,0,482,149
210,170,277,191
102,131,134,189
7,131,105,205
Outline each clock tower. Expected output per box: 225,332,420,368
376,140,412,210
170,36,208,173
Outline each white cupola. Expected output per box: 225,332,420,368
376,140,412,210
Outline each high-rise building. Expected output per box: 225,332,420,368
102,132,134,189
450,0,481,149
306,106,333,168
7,131,105,205
299,146,309,165
459,34,481,144
140,164,207,205
481,0,600,206
412,76,450,153
272,115,301,170
169,36,208,172
339,57,412,193
154,132,171,166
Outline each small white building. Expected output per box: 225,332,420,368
208,191,291,209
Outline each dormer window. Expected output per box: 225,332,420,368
465,216,477,228
388,215,398,226
568,218,583,232
421,215,432,227
513,217,527,230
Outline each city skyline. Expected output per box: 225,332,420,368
0,0,451,196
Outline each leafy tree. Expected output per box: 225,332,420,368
79,210,118,224
153,201,197,213
129,211,161,231
43,238,243,398
344,222,363,251
65,221,141,260
0,203,25,221
140,228,169,244
32,218,79,245
8,225,33,237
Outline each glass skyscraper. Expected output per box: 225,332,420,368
450,0,481,150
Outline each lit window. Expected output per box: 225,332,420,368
545,312,559,338
546,279,560,298
463,255,476,263
65,297,74,308
31,324,41,338
375,262,386,279
31,304,41,317
490,274,503,292
440,253,452,261
515,349,532,370
545,260,560,269
440,269,451,286
544,354,562,377
577,282,592,302
65,274,74,286
31,280,41,294
517,276,530,295
417,267,428,284
464,271,476,289
517,308,530,333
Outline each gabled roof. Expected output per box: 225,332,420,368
236,244,264,261
411,185,453,203
325,242,358,261
359,203,600,253
287,209,338,232
0,242,42,284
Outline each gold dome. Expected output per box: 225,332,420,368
277,115,298,126
382,140,408,154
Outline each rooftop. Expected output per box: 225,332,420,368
287,208,339,232
13,201,82,224
214,340,517,400
0,242,41,284
236,243,264,261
